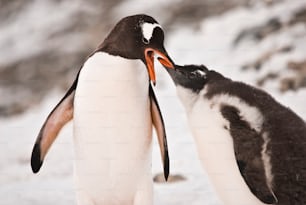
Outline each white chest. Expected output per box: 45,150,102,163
72,52,153,204
74,52,151,141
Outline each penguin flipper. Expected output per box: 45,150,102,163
149,84,170,180
31,77,78,173
220,105,277,204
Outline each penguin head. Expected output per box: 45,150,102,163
99,14,174,85
159,63,208,92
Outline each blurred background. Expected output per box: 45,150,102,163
1,0,306,204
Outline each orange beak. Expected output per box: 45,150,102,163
145,48,174,85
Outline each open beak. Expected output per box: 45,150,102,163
145,48,174,85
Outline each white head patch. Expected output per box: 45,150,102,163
141,22,161,43
192,70,206,77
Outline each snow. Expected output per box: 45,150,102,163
0,0,91,66
113,0,178,20
0,91,75,205
1,0,306,204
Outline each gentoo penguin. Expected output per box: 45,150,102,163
30,14,174,205
158,62,306,205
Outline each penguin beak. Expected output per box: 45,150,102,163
145,48,174,85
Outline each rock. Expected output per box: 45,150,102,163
153,173,187,183
0,50,87,116
289,7,306,25
257,59,306,92
257,72,279,87
163,0,250,30
233,18,282,46
233,6,306,46
280,59,306,92
242,45,293,70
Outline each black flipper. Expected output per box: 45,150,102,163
221,105,277,204
31,74,79,173
149,84,170,180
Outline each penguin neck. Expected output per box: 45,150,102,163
169,67,228,113
82,51,148,95
176,85,201,113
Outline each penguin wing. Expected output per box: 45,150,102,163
149,84,170,180
31,74,79,173
220,105,277,204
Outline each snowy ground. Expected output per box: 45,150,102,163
1,0,306,204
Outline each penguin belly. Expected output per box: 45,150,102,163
182,90,265,205
73,52,153,205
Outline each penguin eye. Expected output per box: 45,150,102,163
142,37,149,44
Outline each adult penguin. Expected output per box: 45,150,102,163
31,14,174,205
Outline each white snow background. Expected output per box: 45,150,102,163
1,0,306,204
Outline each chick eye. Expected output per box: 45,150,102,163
142,37,149,44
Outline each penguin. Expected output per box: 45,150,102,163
158,62,306,205
31,14,174,205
